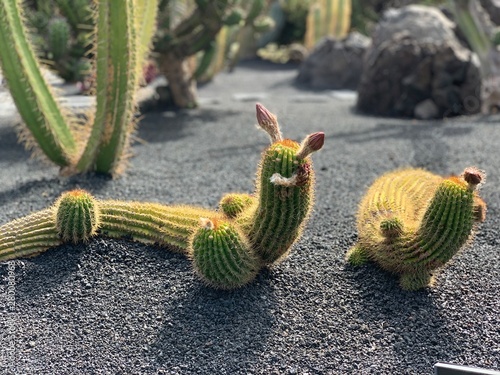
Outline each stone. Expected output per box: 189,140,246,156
480,0,500,25
296,32,371,90
414,99,439,120
356,5,482,118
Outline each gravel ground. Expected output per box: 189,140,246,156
0,60,499,374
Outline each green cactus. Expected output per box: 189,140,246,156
346,167,487,291
0,0,159,175
304,0,352,49
219,193,255,219
0,104,324,289
154,0,272,107
25,0,93,83
189,218,260,289
55,190,100,243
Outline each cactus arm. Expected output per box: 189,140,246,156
98,201,218,253
76,0,139,174
0,0,77,167
0,209,61,261
236,104,324,265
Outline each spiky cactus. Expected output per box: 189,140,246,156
0,104,324,289
346,167,487,291
0,0,159,175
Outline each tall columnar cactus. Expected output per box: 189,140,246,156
304,0,352,50
0,0,159,175
0,104,324,289
346,167,487,291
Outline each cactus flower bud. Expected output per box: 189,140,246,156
296,132,325,159
463,167,486,189
256,103,282,143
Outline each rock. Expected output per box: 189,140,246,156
296,32,371,90
356,5,482,118
480,0,500,25
414,99,439,120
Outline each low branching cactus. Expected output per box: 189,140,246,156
0,104,324,289
346,167,487,291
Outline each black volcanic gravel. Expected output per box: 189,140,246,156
0,60,499,374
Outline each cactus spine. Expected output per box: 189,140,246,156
0,104,324,289
347,167,487,291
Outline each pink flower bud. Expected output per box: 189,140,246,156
296,132,325,159
256,103,282,142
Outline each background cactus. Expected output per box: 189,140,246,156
25,0,93,83
0,104,324,289
346,167,487,291
154,0,272,108
0,0,159,175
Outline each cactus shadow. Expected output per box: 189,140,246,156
1,242,86,301
344,263,457,370
137,108,242,144
151,271,278,371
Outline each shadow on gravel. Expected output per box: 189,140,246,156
151,272,277,371
137,108,241,144
0,175,115,207
0,123,27,162
344,263,457,369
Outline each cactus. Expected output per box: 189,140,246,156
346,167,487,291
154,0,272,107
219,193,255,219
25,0,93,83
0,104,324,289
304,0,352,49
55,190,100,243
189,218,260,289
0,0,159,175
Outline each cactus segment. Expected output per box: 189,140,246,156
189,218,261,290
348,167,486,290
98,201,217,253
0,209,60,261
219,193,256,219
77,0,139,174
55,190,100,243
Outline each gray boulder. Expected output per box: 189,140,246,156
356,5,482,119
296,32,370,90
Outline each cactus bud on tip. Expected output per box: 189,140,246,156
256,103,282,143
463,167,486,189
296,132,325,159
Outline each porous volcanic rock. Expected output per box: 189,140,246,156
356,5,482,119
296,32,370,90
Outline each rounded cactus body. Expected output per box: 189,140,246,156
189,218,261,290
347,167,486,290
219,193,255,219
55,189,100,243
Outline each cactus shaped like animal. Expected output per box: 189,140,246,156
0,104,324,289
346,167,487,291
